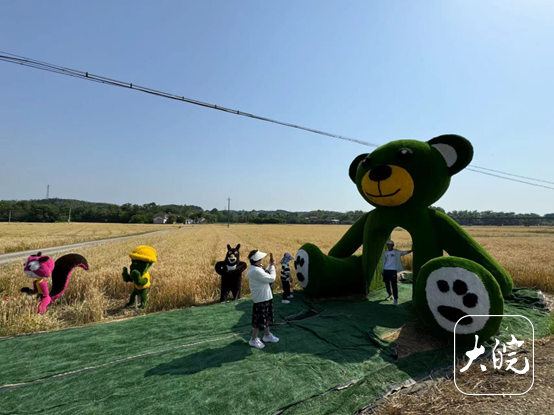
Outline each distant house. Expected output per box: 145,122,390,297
184,218,194,225
153,212,169,224
195,217,205,224
308,216,319,224
327,218,340,224
153,212,180,224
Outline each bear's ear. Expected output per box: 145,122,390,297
236,244,241,250
227,244,232,251
428,134,473,176
349,154,369,183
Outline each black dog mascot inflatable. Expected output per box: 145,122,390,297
214,244,246,302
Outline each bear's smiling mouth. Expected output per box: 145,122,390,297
365,188,401,198
438,306,473,325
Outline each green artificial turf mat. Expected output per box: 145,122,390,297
0,284,550,414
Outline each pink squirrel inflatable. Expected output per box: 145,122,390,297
21,252,89,313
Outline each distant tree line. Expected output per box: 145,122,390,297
0,199,553,226
0,199,206,224
216,209,369,225
446,210,554,226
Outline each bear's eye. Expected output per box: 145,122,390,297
361,156,372,168
396,148,413,161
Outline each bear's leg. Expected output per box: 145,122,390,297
220,277,229,302
294,243,364,298
235,277,242,300
230,276,241,300
415,256,504,344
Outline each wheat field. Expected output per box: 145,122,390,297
1,224,553,337
0,222,179,254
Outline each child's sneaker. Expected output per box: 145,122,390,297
393,299,398,306
282,299,290,304
289,295,294,298
249,338,265,349
262,333,279,343
386,295,393,301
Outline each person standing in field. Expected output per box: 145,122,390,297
280,252,294,304
245,249,279,349
382,240,412,306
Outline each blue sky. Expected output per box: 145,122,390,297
1,0,553,214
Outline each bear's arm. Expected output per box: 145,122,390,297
214,262,226,275
434,211,512,296
328,212,370,258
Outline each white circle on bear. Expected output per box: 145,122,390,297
425,267,490,335
294,249,309,288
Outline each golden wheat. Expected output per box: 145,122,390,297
0,224,553,337
0,222,179,254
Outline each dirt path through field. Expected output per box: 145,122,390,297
0,227,189,265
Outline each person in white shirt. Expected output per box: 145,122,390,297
245,249,279,349
382,240,412,306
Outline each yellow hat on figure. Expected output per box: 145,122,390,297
129,246,157,263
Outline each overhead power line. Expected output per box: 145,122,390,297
466,168,554,190
0,51,379,148
0,51,551,191
468,165,554,186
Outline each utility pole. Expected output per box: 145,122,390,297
68,207,71,224
8,210,11,224
46,185,50,199
227,198,231,228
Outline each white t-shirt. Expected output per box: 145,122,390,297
383,250,397,270
245,264,276,303
382,249,410,271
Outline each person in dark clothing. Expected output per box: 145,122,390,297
280,252,294,304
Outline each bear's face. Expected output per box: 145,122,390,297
226,244,241,265
349,135,473,209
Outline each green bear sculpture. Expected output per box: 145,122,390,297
294,135,512,341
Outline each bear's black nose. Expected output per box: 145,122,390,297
369,165,392,182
